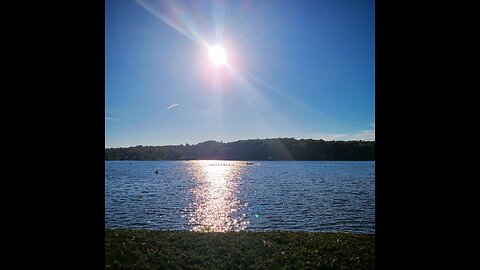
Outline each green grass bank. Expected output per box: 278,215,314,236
106,229,374,269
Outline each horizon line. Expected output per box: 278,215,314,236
105,137,375,149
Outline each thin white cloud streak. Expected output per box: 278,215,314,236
345,130,375,141
166,103,179,110
294,129,375,141
105,117,120,121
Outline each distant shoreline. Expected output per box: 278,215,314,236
105,138,375,161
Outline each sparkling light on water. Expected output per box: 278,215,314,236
106,161,375,234
186,161,249,232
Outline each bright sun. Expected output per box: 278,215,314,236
208,45,227,66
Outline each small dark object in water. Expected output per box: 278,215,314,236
155,170,159,174
246,162,254,165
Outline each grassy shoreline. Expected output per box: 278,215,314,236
106,229,374,269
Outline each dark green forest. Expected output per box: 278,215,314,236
105,138,374,161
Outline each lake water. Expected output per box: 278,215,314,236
105,161,375,234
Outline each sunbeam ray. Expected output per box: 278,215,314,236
134,0,207,47
236,67,349,129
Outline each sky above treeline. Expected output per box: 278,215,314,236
106,0,375,148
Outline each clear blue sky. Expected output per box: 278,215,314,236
106,0,375,148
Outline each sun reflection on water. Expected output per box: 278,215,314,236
185,161,249,232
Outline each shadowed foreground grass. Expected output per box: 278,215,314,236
105,229,374,269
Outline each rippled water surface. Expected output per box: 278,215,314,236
105,161,375,233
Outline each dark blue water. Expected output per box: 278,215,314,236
105,161,374,234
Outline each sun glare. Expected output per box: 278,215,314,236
208,45,227,66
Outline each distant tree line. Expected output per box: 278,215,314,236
105,138,374,161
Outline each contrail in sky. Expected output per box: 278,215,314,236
166,103,179,110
